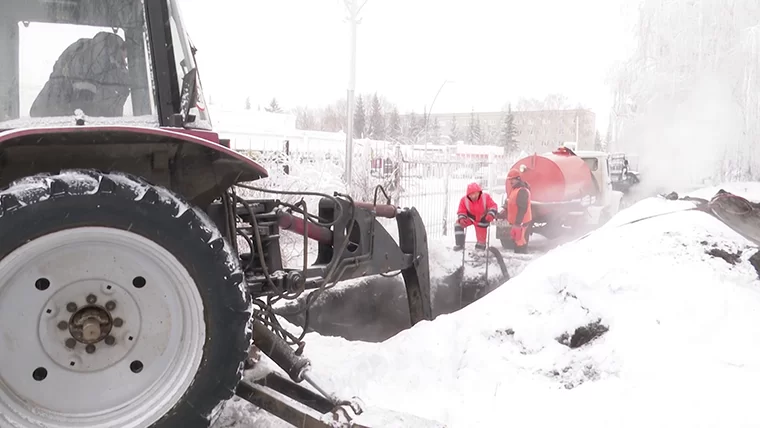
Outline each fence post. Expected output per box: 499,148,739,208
283,140,290,175
392,144,403,206
442,146,452,236
487,151,495,193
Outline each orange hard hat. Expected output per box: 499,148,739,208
507,168,521,180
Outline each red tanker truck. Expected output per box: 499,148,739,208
495,146,624,248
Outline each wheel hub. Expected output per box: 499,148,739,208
69,304,113,344
38,278,140,372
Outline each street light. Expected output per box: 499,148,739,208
423,79,453,154
343,0,370,195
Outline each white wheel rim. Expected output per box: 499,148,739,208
0,227,206,428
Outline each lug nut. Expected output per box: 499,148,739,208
85,344,96,354
86,294,97,304
105,301,116,311
57,321,68,331
65,338,76,349
66,302,77,313
105,335,116,346
113,318,124,327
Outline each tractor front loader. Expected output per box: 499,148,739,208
0,1,442,427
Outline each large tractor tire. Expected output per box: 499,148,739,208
0,170,251,428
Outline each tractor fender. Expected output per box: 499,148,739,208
0,125,268,207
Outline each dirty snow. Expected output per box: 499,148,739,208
217,183,760,428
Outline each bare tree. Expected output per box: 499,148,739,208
293,106,317,130
611,0,760,186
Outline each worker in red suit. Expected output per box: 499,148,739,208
506,168,532,253
454,182,498,251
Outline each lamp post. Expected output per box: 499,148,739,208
423,79,453,154
343,0,369,195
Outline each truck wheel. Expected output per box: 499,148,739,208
0,170,251,428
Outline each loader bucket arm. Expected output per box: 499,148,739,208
309,197,432,325
223,184,443,427
223,187,443,428
233,189,434,327
396,206,432,325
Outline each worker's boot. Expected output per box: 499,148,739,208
475,242,486,250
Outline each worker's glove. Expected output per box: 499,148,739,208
457,217,472,227
484,214,495,223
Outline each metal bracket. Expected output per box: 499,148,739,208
235,373,367,428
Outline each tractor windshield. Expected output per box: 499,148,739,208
0,0,157,130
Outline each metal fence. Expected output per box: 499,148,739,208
389,152,518,241
235,146,519,242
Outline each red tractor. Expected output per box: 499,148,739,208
0,1,437,427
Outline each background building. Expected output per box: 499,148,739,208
406,109,597,152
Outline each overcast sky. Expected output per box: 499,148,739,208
178,0,638,132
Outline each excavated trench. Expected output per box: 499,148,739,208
276,269,506,343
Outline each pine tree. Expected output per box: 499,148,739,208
295,107,317,130
407,111,421,140
500,104,519,154
468,110,481,144
605,121,613,150
265,98,282,113
321,105,342,132
431,116,441,144
449,115,460,142
368,93,386,140
421,106,428,141
387,107,402,140
245,97,251,110
353,95,366,139
594,130,603,151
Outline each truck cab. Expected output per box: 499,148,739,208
575,150,625,223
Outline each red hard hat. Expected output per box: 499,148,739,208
507,168,521,180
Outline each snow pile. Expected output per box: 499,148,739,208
219,184,760,428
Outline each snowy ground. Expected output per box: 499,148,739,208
217,183,760,428
268,232,552,344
